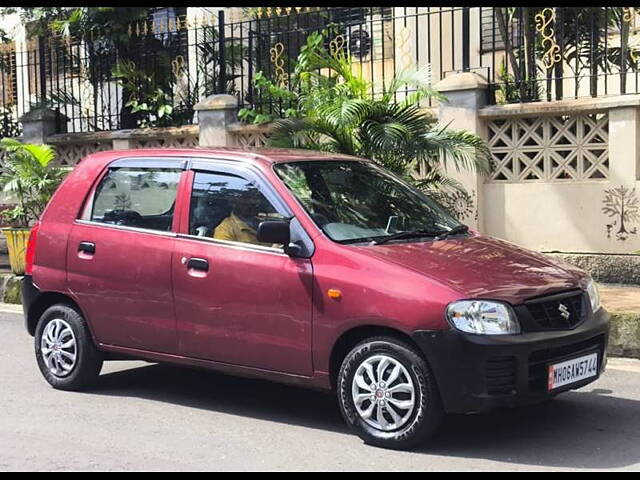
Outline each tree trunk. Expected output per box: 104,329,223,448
496,7,521,83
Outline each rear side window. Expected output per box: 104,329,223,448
90,167,181,232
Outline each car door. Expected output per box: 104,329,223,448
66,157,187,354
172,162,314,376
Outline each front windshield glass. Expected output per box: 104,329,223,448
274,160,465,244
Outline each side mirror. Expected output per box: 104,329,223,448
257,220,303,257
257,220,290,245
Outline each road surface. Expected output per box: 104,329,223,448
1,306,639,471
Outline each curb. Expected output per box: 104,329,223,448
0,303,22,314
609,312,640,359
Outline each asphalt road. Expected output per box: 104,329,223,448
1,306,639,471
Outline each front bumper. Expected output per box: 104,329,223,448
412,307,610,414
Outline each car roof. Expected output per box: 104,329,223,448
81,147,369,167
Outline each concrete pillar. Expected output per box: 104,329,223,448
433,72,489,231
194,94,238,147
607,106,640,182
19,108,68,144
111,130,135,150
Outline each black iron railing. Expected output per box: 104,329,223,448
1,7,640,136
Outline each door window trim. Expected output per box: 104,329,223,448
177,159,296,256
74,219,178,238
74,155,312,256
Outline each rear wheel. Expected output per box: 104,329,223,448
35,304,103,391
337,337,443,450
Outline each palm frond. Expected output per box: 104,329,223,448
419,126,493,175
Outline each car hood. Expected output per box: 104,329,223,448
362,233,587,304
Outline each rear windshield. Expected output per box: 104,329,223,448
273,160,462,244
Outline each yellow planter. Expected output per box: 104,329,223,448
2,228,31,275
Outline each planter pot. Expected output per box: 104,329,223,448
1,227,31,275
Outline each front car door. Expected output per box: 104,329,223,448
172,161,314,376
66,158,187,354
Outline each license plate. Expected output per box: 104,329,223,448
547,352,599,391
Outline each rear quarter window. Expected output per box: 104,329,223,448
89,167,181,232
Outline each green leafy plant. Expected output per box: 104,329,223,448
112,59,176,128
241,32,492,197
0,138,66,227
495,62,541,105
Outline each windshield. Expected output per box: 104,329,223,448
274,160,465,244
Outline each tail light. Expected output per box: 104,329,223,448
24,221,40,276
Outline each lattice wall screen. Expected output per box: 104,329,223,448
54,142,113,167
232,130,270,148
487,113,609,182
130,135,199,150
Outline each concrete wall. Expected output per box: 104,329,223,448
481,97,640,254
437,74,640,255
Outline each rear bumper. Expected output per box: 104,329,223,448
21,274,40,335
412,307,610,414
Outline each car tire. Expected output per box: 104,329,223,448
337,336,443,450
35,304,103,391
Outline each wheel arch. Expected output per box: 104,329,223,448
26,291,85,337
328,325,425,390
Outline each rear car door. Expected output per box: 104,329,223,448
66,157,187,354
172,162,314,375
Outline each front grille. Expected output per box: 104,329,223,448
524,291,585,330
486,356,517,395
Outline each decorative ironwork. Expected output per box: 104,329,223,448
623,7,634,23
397,26,413,70
329,34,346,56
535,8,562,70
256,6,316,18
270,42,289,88
171,55,186,77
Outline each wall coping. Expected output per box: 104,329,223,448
479,94,640,118
434,72,488,93
226,122,274,134
194,94,238,111
46,125,199,144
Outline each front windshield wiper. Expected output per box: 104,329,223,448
372,224,470,245
372,229,441,245
434,224,469,240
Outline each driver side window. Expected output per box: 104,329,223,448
189,171,286,247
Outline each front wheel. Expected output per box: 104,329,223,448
337,337,443,450
34,304,103,391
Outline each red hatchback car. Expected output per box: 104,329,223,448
23,148,609,449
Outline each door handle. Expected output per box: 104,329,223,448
187,257,209,272
78,241,96,254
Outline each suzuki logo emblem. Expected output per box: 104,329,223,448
558,303,571,320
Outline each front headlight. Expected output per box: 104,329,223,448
586,279,601,313
446,300,520,335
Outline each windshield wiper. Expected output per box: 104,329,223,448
434,224,469,240
372,225,470,245
372,229,440,245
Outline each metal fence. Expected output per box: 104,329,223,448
2,7,640,137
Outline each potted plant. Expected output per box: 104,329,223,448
0,138,65,275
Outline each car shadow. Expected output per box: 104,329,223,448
91,362,348,434
91,362,640,469
424,389,640,469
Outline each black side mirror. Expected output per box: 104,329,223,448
257,220,303,257
257,220,290,245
